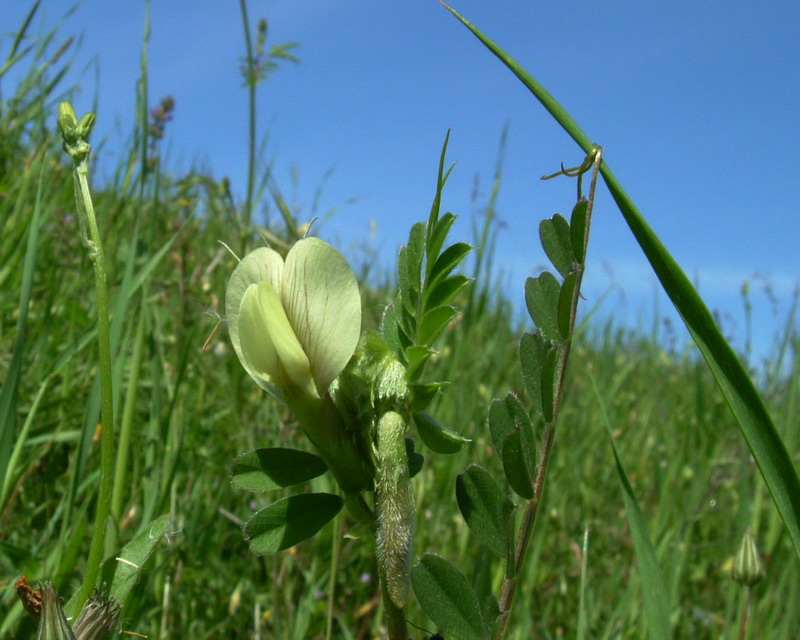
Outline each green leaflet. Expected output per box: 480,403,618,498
412,553,488,640
456,465,514,565
231,448,328,492
244,493,343,554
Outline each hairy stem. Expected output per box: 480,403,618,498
379,566,409,640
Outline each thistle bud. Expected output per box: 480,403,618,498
35,584,75,640
35,584,120,640
731,528,765,587
71,590,120,640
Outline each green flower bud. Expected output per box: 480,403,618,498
375,411,414,609
57,102,77,133
76,112,96,139
374,355,407,403
57,102,94,163
731,528,765,587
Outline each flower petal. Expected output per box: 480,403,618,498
226,248,284,391
238,283,281,385
254,280,316,397
282,237,361,395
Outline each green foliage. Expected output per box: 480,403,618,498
538,213,574,279
414,412,470,455
108,514,171,606
377,132,473,469
244,493,343,554
2,5,799,640
405,437,424,479
569,200,589,262
231,447,328,492
524,272,562,342
411,553,489,640
602,413,672,640
488,395,536,500
455,466,514,562
381,132,473,383
442,0,800,565
0,151,44,499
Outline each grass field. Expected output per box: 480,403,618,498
1,4,798,639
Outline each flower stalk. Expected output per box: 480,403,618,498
57,102,116,617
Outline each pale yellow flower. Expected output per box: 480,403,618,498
226,237,361,400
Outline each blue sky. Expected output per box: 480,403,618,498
5,1,799,367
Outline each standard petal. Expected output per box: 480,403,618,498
282,237,361,395
226,247,284,385
238,283,281,385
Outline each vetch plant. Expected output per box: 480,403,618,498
409,150,606,640
439,1,800,566
227,134,472,639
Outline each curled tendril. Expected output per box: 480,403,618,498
540,145,602,181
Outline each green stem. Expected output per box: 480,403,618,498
239,0,257,235
492,425,554,639
284,390,371,494
738,586,751,640
325,514,344,640
68,158,116,617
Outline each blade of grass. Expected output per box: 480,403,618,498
0,0,40,78
440,0,800,560
576,524,590,640
0,152,46,495
1,378,49,508
590,373,672,640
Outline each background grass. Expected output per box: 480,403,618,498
1,7,798,640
